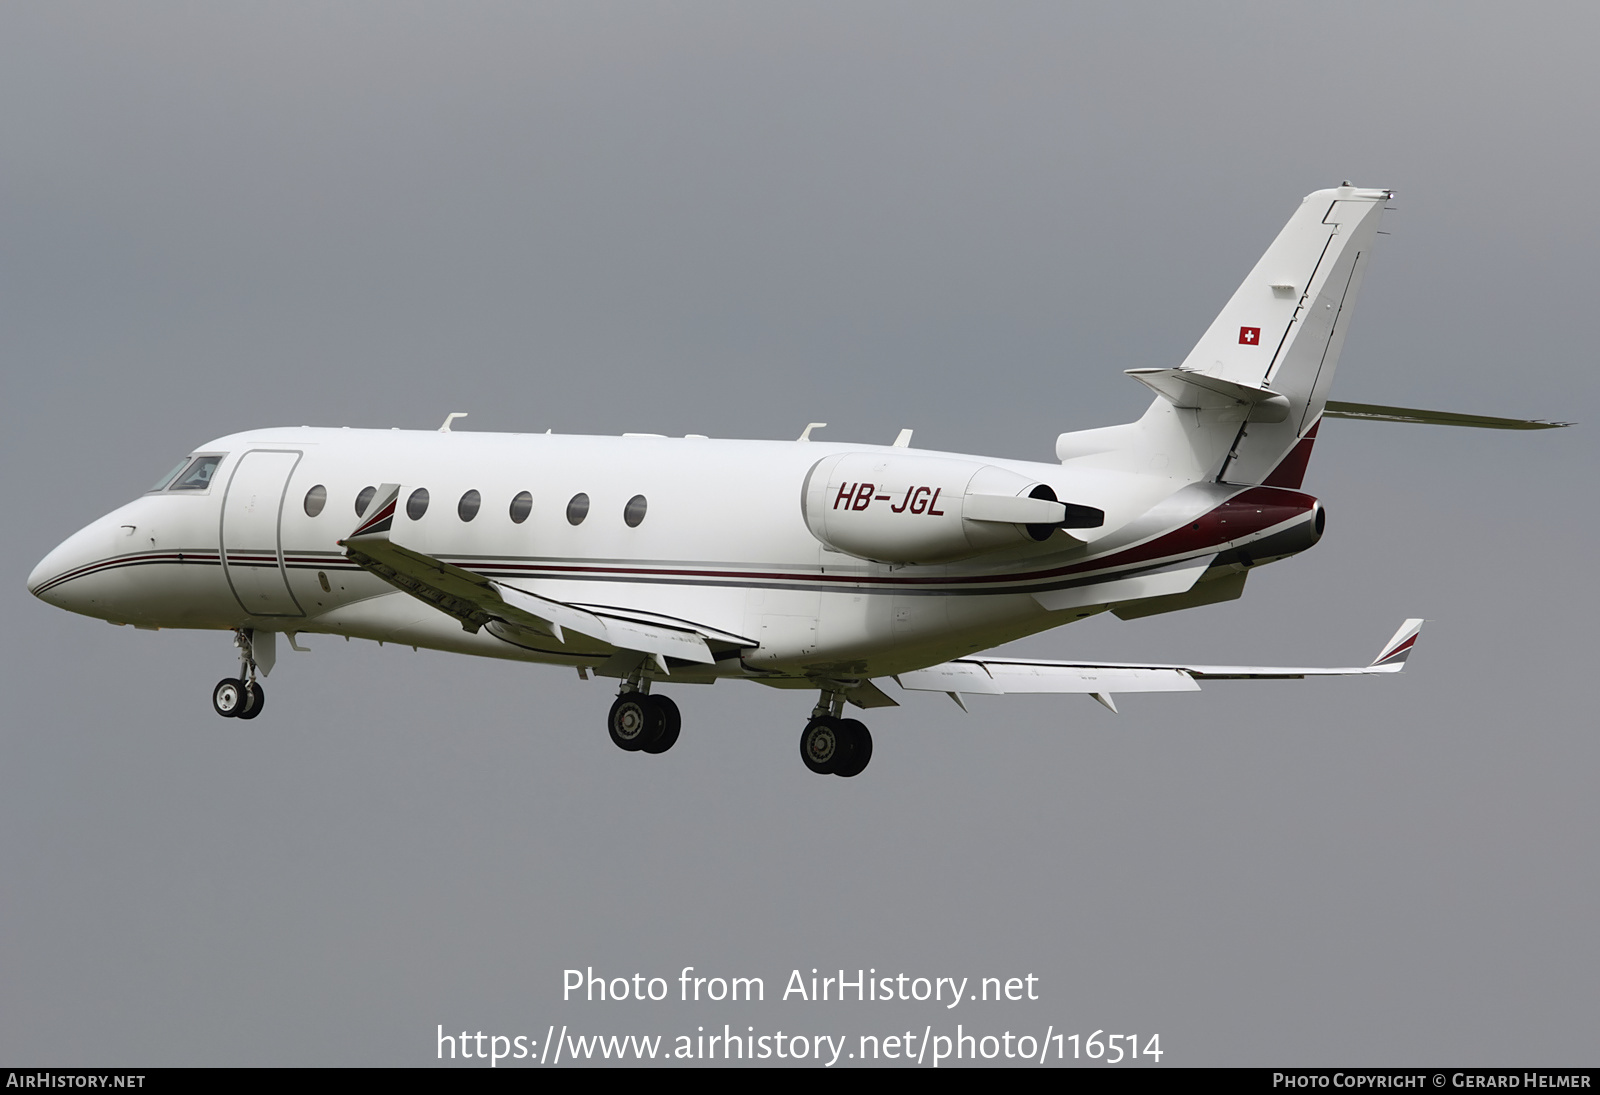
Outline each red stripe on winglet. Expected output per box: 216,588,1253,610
351,500,396,537
1376,634,1417,663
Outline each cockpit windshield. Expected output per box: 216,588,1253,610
167,455,223,492
148,459,190,493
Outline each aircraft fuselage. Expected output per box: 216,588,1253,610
28,426,1320,682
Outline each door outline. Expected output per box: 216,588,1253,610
219,449,306,618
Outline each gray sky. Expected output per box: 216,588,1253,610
3,2,1595,1066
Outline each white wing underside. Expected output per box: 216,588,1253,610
898,619,1425,705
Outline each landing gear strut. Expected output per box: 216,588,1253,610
606,673,680,754
799,690,872,777
213,628,265,720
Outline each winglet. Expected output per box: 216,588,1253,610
1370,618,1425,669
343,484,401,543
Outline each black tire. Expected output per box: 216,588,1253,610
800,716,844,774
641,694,681,754
212,678,247,718
236,682,265,721
608,692,663,752
833,719,873,778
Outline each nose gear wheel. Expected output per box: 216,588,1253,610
237,681,265,720
212,678,247,718
213,628,266,720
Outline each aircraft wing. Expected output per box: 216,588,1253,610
339,485,722,670
895,619,1423,711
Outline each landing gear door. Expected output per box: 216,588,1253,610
221,449,305,618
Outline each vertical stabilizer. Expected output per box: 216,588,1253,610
1205,185,1388,483
1061,186,1390,487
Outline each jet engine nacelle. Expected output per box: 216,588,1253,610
801,452,1104,565
1225,491,1326,565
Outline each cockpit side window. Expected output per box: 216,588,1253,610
168,455,224,491
148,459,190,493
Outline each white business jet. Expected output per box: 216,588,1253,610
28,185,1565,777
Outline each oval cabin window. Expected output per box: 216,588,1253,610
623,494,647,528
566,493,589,526
303,484,327,517
407,488,430,520
458,490,481,522
509,491,533,524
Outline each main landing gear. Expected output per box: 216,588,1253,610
606,675,681,755
213,628,265,720
800,690,873,778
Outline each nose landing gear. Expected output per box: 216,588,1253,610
213,628,265,720
800,690,873,777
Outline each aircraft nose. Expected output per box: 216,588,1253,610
28,519,111,611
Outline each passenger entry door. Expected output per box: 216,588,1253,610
221,449,305,617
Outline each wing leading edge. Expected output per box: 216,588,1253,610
895,619,1424,711
339,484,745,672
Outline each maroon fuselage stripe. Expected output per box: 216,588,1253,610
37,487,1320,598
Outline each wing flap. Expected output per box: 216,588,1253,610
580,609,716,665
566,604,755,648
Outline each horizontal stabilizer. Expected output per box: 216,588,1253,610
1127,368,1292,423
1324,401,1573,430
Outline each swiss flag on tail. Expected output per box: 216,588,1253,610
1239,326,1261,345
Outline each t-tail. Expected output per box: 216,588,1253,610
1058,184,1392,488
